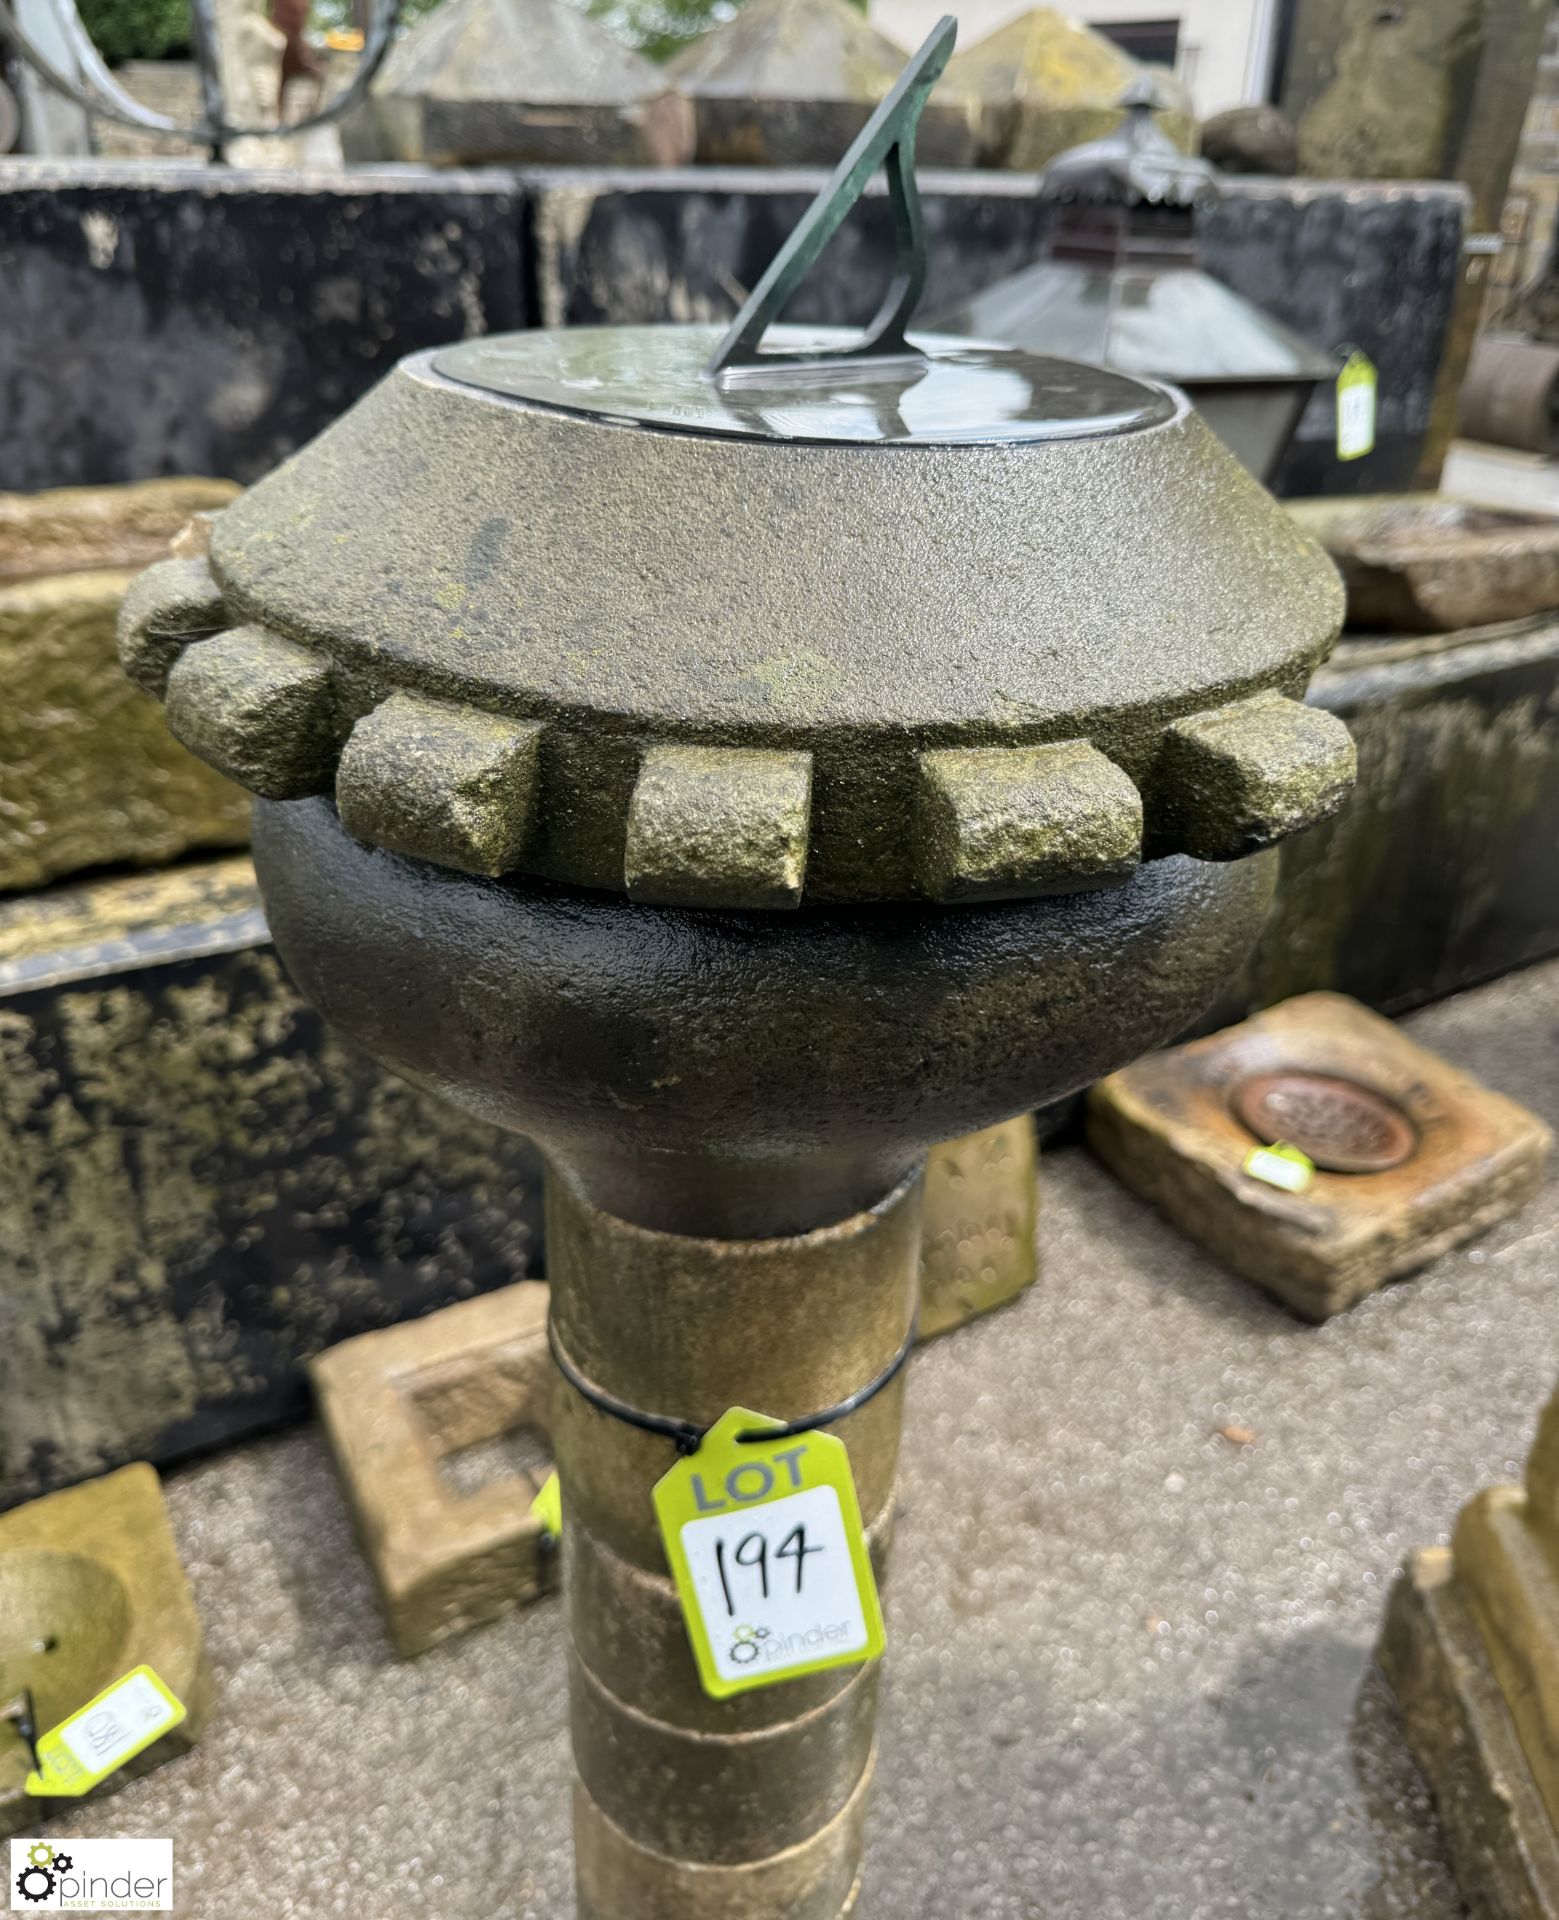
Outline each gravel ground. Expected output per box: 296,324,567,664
43,959,1559,1919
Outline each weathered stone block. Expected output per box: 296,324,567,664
0,566,249,893
0,163,526,490
114,554,227,697
1379,1378,1559,1920
165,626,340,800
0,855,545,1513
1378,1549,1559,1920
1235,616,1559,1015
1283,0,1547,231
625,745,812,910
914,743,1140,902
337,693,543,878
309,1283,556,1658
939,7,1194,170
918,1116,1039,1339
1086,991,1552,1319
348,0,693,168
667,0,976,169
1289,496,1559,633
0,1464,212,1837
1455,1487,1559,1833
1150,693,1356,863
0,477,235,584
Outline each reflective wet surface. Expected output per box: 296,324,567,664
434,326,1177,447
50,959,1559,1918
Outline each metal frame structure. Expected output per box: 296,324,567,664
0,0,398,158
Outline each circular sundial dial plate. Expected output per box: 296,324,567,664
434,326,1179,448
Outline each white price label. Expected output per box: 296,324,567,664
680,1484,872,1687
58,1672,179,1776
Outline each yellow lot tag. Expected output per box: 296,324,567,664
25,1666,185,1798
530,1470,563,1540
653,1409,885,1701
1336,350,1377,461
1243,1141,1317,1194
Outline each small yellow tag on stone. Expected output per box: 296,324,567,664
1243,1141,1317,1194
24,1666,185,1798
1336,350,1377,461
653,1409,885,1700
531,1470,563,1540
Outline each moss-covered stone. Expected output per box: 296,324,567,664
188,328,1344,906
0,568,249,894
115,555,228,697
1452,1381,1559,1839
337,692,543,878
1378,1548,1559,1920
625,745,812,910
1379,1376,1559,1920
666,0,977,168
1151,692,1356,863
165,625,340,801
0,856,545,1513
915,742,1141,902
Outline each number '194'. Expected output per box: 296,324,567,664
713,1527,825,1613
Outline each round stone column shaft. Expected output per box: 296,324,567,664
546,1163,923,1920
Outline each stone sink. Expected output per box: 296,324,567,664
0,1465,212,1835
1288,492,1559,632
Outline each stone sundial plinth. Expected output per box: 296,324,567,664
118,25,1353,1916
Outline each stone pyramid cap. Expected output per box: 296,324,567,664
378,0,670,106
665,0,906,102
355,0,693,165
942,7,1194,167
666,0,976,166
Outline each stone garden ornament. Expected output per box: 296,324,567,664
119,20,1356,1916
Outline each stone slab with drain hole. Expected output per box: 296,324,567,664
1085,990,1553,1320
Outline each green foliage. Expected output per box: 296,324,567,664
583,0,733,64
79,0,191,63
309,0,865,66
589,0,863,62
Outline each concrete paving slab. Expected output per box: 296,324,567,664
36,958,1559,1919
